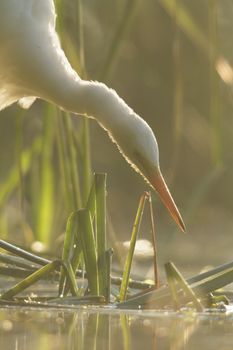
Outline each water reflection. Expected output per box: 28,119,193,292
0,307,233,350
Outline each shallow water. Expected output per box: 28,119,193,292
0,306,233,350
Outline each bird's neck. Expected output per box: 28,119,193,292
50,78,133,139
80,81,133,131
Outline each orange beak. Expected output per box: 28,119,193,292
150,170,185,232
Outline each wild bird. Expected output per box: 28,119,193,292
0,0,185,231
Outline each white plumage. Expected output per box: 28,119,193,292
0,0,185,231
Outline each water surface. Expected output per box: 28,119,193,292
0,306,233,350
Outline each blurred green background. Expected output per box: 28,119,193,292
0,0,233,274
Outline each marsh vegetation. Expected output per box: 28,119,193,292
1,0,233,348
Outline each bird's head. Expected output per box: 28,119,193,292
111,112,185,232
80,82,185,231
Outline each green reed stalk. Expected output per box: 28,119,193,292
119,192,147,301
209,0,222,166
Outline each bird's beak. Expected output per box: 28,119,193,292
150,170,186,232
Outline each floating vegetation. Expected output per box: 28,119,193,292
0,176,233,312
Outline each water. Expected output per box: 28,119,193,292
0,306,233,350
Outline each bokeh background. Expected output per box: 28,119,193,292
1,0,233,276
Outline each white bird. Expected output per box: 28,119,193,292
0,0,185,231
